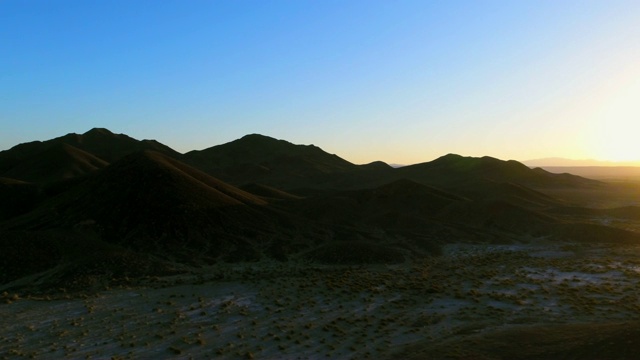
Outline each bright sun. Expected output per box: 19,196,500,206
588,76,640,163
595,128,639,162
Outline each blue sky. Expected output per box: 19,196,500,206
2,0,639,164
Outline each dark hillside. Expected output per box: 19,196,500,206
1,151,297,263
0,178,41,221
455,181,563,208
2,130,637,292
184,134,363,188
548,205,640,220
437,200,558,236
240,183,303,201
1,143,108,183
0,230,177,292
0,128,180,182
58,128,181,163
397,154,601,190
285,179,466,229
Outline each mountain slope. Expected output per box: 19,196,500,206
1,143,108,183
397,154,601,190
2,130,638,292
240,183,303,201
284,179,467,231
2,151,290,262
184,134,363,188
0,128,181,183
0,178,41,221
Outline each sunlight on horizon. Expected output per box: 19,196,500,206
586,70,640,163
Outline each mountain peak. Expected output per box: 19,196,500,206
84,128,115,136
183,134,357,188
240,133,277,141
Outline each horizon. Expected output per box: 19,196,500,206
3,126,640,168
2,1,639,165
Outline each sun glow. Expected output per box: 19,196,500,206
587,74,640,163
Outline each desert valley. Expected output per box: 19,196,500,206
2,128,640,359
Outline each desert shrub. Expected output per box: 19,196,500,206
304,240,405,264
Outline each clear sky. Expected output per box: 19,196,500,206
1,0,639,165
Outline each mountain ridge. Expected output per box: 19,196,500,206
2,128,636,292
0,128,181,182
0,129,602,191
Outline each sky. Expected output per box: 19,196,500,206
1,0,639,165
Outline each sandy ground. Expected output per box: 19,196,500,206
2,243,640,359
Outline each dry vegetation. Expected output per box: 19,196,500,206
3,242,640,359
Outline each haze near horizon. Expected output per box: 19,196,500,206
2,0,639,165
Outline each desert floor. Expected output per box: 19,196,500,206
3,242,640,359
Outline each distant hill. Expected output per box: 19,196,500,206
534,166,640,180
524,157,640,167
395,154,602,190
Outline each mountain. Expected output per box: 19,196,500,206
1,151,294,262
286,178,466,229
1,143,108,183
454,182,563,208
183,134,372,189
285,178,562,242
0,128,181,183
1,151,335,289
395,154,602,190
534,166,640,180
2,129,639,292
436,199,558,236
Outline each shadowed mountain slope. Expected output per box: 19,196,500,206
184,134,377,188
0,177,27,185
454,181,563,208
285,178,467,229
281,153,600,199
437,200,558,236
1,143,108,183
0,128,180,183
2,130,639,292
1,151,301,263
0,179,41,221
285,178,562,243
240,183,303,201
548,205,640,220
397,154,602,190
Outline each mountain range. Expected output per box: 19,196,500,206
1,128,638,293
